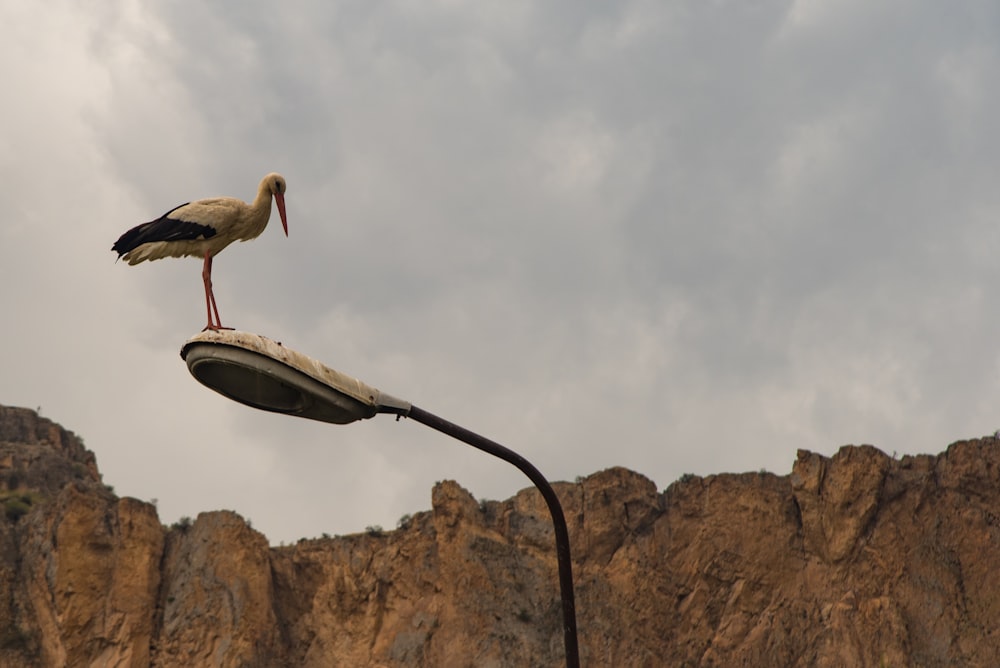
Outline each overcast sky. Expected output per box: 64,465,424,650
3,0,1000,545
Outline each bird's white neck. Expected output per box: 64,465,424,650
252,183,274,214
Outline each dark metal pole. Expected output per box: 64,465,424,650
404,405,580,668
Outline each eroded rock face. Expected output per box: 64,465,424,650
3,403,1000,666
22,487,163,667
791,445,892,563
154,511,282,667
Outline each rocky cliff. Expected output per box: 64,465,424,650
1,403,1000,666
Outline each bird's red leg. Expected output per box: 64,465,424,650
201,252,217,330
201,252,231,331
209,291,224,329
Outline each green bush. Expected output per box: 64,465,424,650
4,498,30,522
171,516,193,532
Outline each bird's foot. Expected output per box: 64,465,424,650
202,324,235,332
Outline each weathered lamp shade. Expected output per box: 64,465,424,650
180,330,410,424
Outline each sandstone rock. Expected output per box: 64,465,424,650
791,444,891,562
154,511,280,667
20,486,163,667
4,403,1000,666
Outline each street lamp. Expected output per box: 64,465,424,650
179,330,580,667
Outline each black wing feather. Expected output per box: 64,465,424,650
111,203,218,256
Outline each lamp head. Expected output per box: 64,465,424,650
180,331,409,424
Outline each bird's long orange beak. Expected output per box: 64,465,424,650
275,193,288,236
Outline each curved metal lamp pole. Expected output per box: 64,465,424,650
180,330,580,668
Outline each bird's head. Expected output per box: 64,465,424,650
264,173,288,236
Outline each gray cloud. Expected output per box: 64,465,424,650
3,0,1000,543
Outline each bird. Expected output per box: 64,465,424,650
112,173,288,331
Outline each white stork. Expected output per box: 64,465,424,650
112,173,288,330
